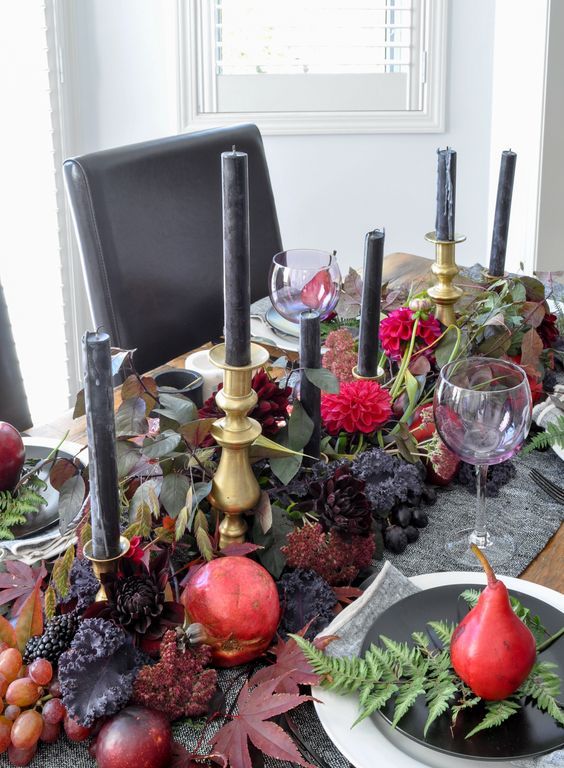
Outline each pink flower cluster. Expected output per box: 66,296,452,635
322,328,357,383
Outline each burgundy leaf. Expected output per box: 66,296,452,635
0,562,47,618
220,543,264,557
249,635,319,695
210,675,315,768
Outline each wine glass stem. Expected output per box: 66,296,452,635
470,464,490,548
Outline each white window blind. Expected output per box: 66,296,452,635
198,0,423,114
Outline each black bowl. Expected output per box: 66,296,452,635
153,369,204,408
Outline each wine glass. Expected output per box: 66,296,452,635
434,357,532,567
269,249,341,323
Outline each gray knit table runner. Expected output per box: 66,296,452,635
3,448,562,767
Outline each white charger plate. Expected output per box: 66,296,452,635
313,571,564,768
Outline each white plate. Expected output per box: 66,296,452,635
313,571,564,768
265,306,301,338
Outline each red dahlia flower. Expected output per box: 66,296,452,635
321,379,392,435
379,306,441,361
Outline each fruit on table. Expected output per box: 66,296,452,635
0,422,25,493
93,706,171,768
183,556,281,667
450,544,536,700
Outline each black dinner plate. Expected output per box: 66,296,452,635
361,583,564,761
10,442,84,538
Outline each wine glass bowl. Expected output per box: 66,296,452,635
434,357,532,566
269,249,341,323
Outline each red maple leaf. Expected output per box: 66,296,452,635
249,635,319,695
0,561,47,618
210,674,316,768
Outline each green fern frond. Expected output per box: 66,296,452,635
424,678,459,736
465,699,521,739
522,414,564,455
392,673,427,727
519,662,564,725
0,483,47,540
427,620,455,646
460,590,549,643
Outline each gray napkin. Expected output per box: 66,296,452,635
316,561,563,768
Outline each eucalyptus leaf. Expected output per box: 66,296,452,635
58,475,86,534
249,435,310,461
153,393,197,425
115,397,148,438
304,367,340,393
270,454,302,484
160,473,191,519
142,430,182,459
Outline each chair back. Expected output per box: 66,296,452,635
64,124,282,374
0,281,33,431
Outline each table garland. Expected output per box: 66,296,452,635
0,267,563,767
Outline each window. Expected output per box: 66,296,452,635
181,0,447,134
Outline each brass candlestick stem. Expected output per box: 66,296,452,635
207,342,269,549
425,232,466,327
83,536,130,601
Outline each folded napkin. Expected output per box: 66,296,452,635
316,562,563,768
0,526,77,565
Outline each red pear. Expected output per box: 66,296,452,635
300,269,332,310
0,422,25,493
450,545,536,700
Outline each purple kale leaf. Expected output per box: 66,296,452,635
58,618,142,726
277,569,336,639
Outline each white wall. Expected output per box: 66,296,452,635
67,0,496,278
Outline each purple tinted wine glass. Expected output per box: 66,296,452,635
269,249,341,323
434,357,532,567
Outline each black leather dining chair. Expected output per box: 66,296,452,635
63,124,282,374
0,280,33,431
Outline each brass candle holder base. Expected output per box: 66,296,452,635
425,232,466,327
352,365,385,382
83,536,130,601
207,342,269,549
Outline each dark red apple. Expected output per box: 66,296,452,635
183,556,280,667
94,706,171,768
0,422,25,492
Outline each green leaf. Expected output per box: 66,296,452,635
58,475,86,535
521,275,546,301
115,397,148,437
434,327,460,368
392,674,426,727
288,400,314,451
160,473,190,519
522,413,564,455
424,679,458,736
253,504,293,578
142,430,182,459
427,620,455,647
196,527,213,561
116,440,142,478
111,348,132,377
518,661,564,725
270,454,302,485
128,480,160,523
465,699,520,739
304,367,340,393
250,435,309,461
509,280,527,303
179,418,217,448
153,393,197,425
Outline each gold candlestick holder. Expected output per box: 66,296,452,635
83,536,130,601
425,232,466,327
207,342,270,549
352,365,385,382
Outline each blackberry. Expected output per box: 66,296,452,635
23,612,80,666
384,525,408,554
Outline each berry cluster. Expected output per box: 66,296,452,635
379,491,436,555
23,612,80,666
0,645,91,765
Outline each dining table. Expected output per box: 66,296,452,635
28,251,564,594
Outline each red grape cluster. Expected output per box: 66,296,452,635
0,643,91,765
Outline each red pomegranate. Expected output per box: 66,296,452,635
0,422,25,493
183,556,280,667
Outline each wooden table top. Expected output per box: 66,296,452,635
29,253,563,593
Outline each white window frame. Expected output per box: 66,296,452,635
178,0,447,135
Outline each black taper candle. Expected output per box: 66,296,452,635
435,148,457,241
489,150,517,276
222,148,251,367
299,310,321,461
357,229,385,378
83,331,122,560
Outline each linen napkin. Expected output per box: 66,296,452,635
316,561,563,768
